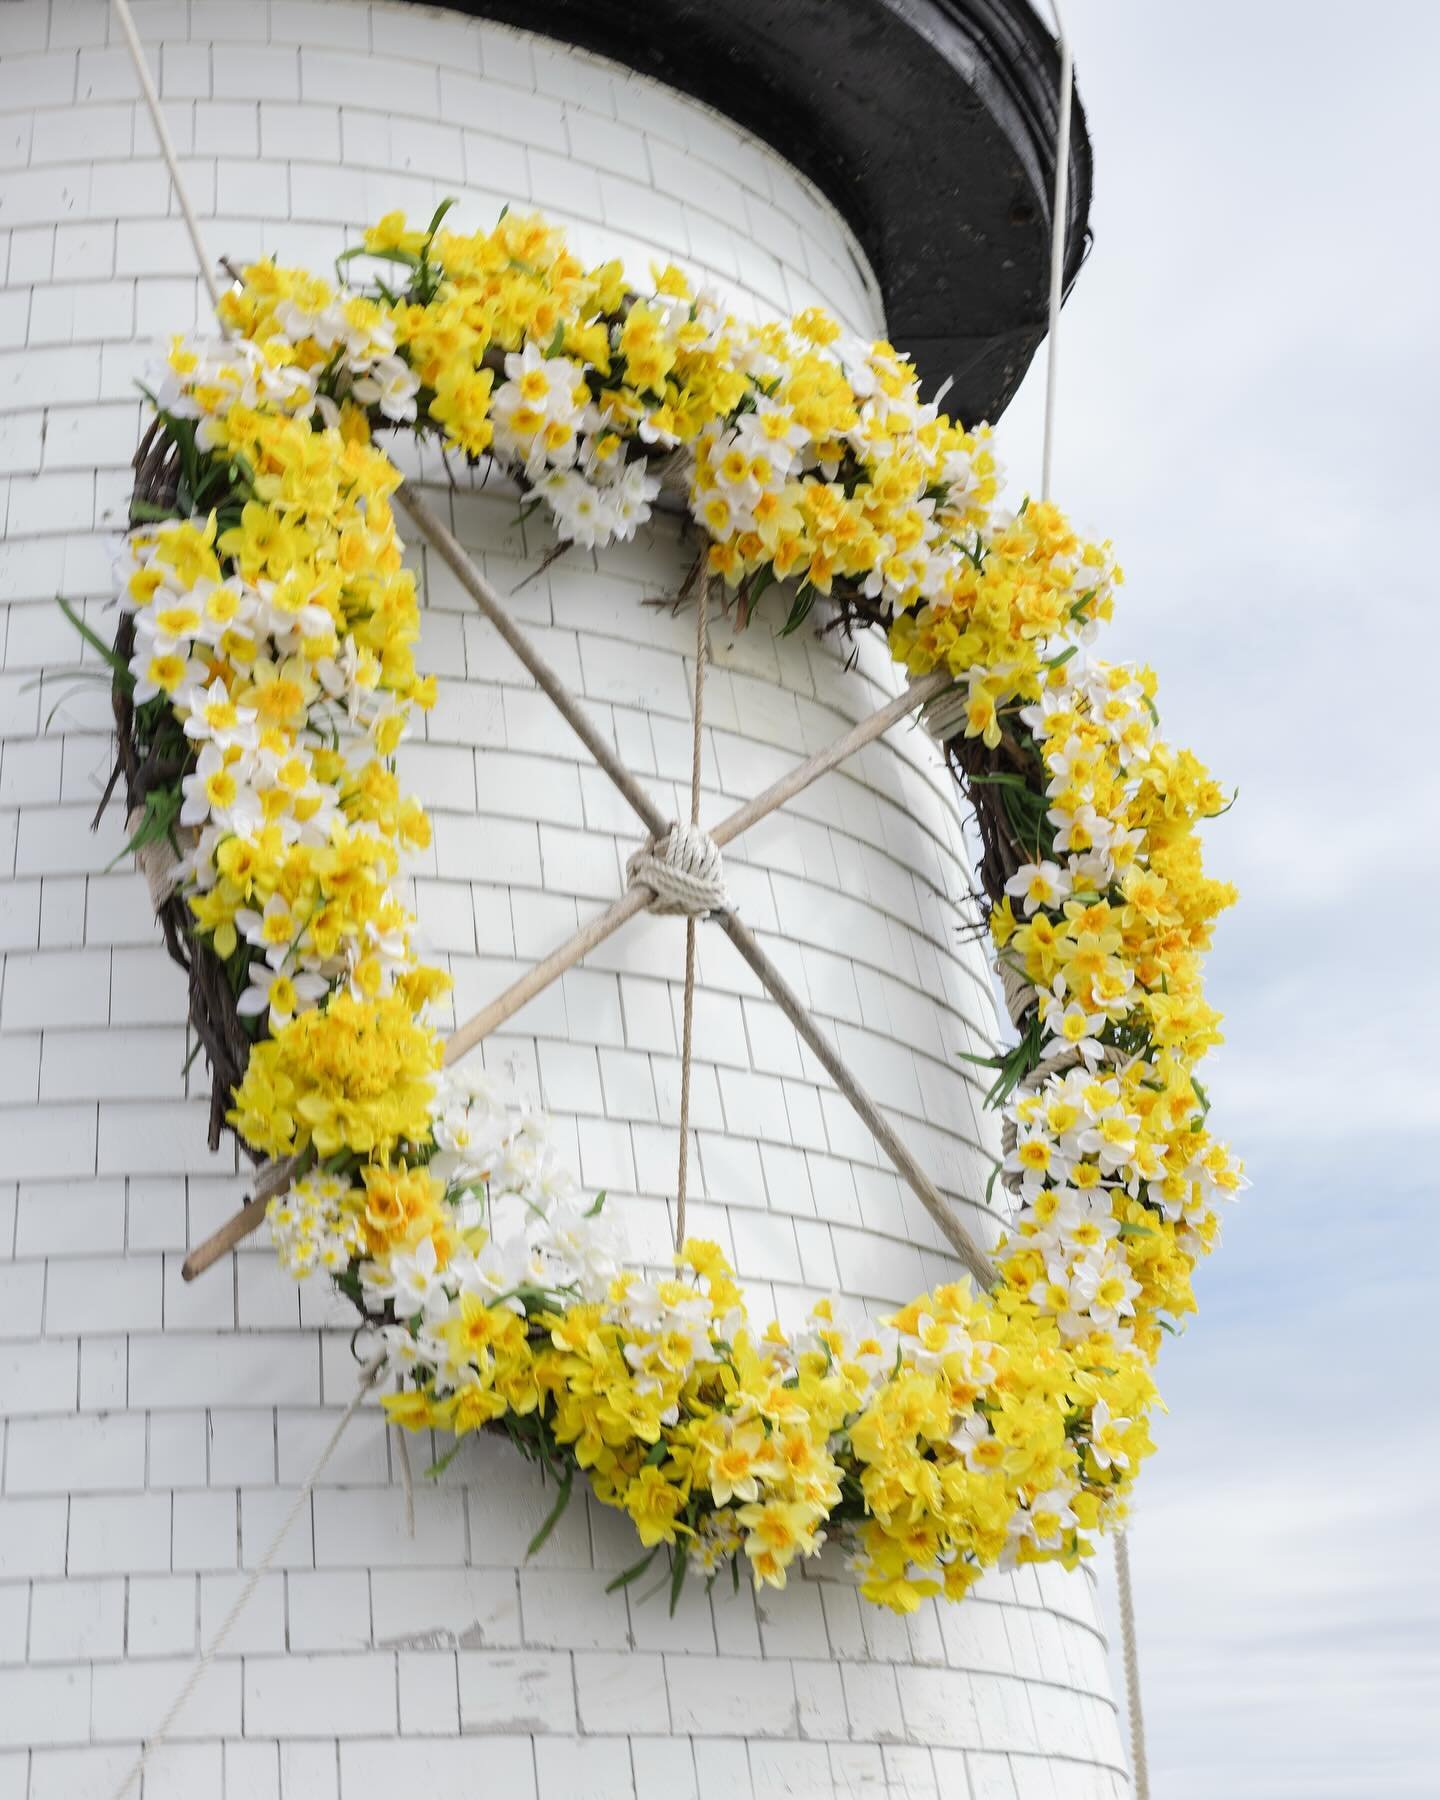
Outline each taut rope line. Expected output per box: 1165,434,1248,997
1114,1522,1152,1799
1042,0,1075,503
111,0,223,323
674,577,712,1246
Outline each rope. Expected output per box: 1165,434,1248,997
126,807,183,909
111,1353,386,1800
624,820,730,919
1042,0,1075,502
1114,1526,1151,1800
392,1424,417,1538
914,677,972,746
619,580,724,1248
110,0,225,323
679,582,710,1245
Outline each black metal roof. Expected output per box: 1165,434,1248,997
429,0,1090,424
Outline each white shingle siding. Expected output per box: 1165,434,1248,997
0,1,1128,1793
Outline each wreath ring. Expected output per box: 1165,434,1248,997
88,203,1244,1613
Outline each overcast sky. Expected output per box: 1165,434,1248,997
997,4,1439,1793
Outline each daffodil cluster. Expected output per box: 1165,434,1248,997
113,324,449,1186
105,204,1242,1612
986,655,1246,1377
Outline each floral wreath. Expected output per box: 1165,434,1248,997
88,202,1244,1614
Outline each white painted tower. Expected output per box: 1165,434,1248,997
0,2,1129,1794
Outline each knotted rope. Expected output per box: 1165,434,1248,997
625,819,731,918
127,807,184,910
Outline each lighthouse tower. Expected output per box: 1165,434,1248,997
0,2,1131,1795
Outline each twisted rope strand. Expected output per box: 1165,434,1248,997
674,580,711,1247
1114,1525,1151,1799
1042,0,1075,502
112,0,225,324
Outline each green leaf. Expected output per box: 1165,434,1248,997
56,596,132,687
583,1189,608,1218
423,196,458,245
425,1442,464,1482
778,580,815,637
525,1464,574,1559
106,784,183,873
667,1542,689,1616
336,243,422,273
968,771,1041,799
745,562,776,614
604,1546,661,1593
1208,786,1239,818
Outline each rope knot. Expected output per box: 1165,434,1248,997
127,806,187,911
626,822,731,918
910,674,970,745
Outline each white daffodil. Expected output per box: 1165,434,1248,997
1038,991,1107,1067
179,743,260,832
179,676,259,749
235,892,302,967
1004,858,1073,916
236,961,328,1032
1069,1255,1141,1336
1076,1110,1141,1174
375,1320,431,1375
1003,1125,1071,1192
949,1411,1005,1473
350,352,420,423
533,468,615,549
606,458,662,539
1086,1398,1132,1472
1019,1485,1079,1548
535,1204,623,1302
130,646,206,706
381,1236,451,1323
